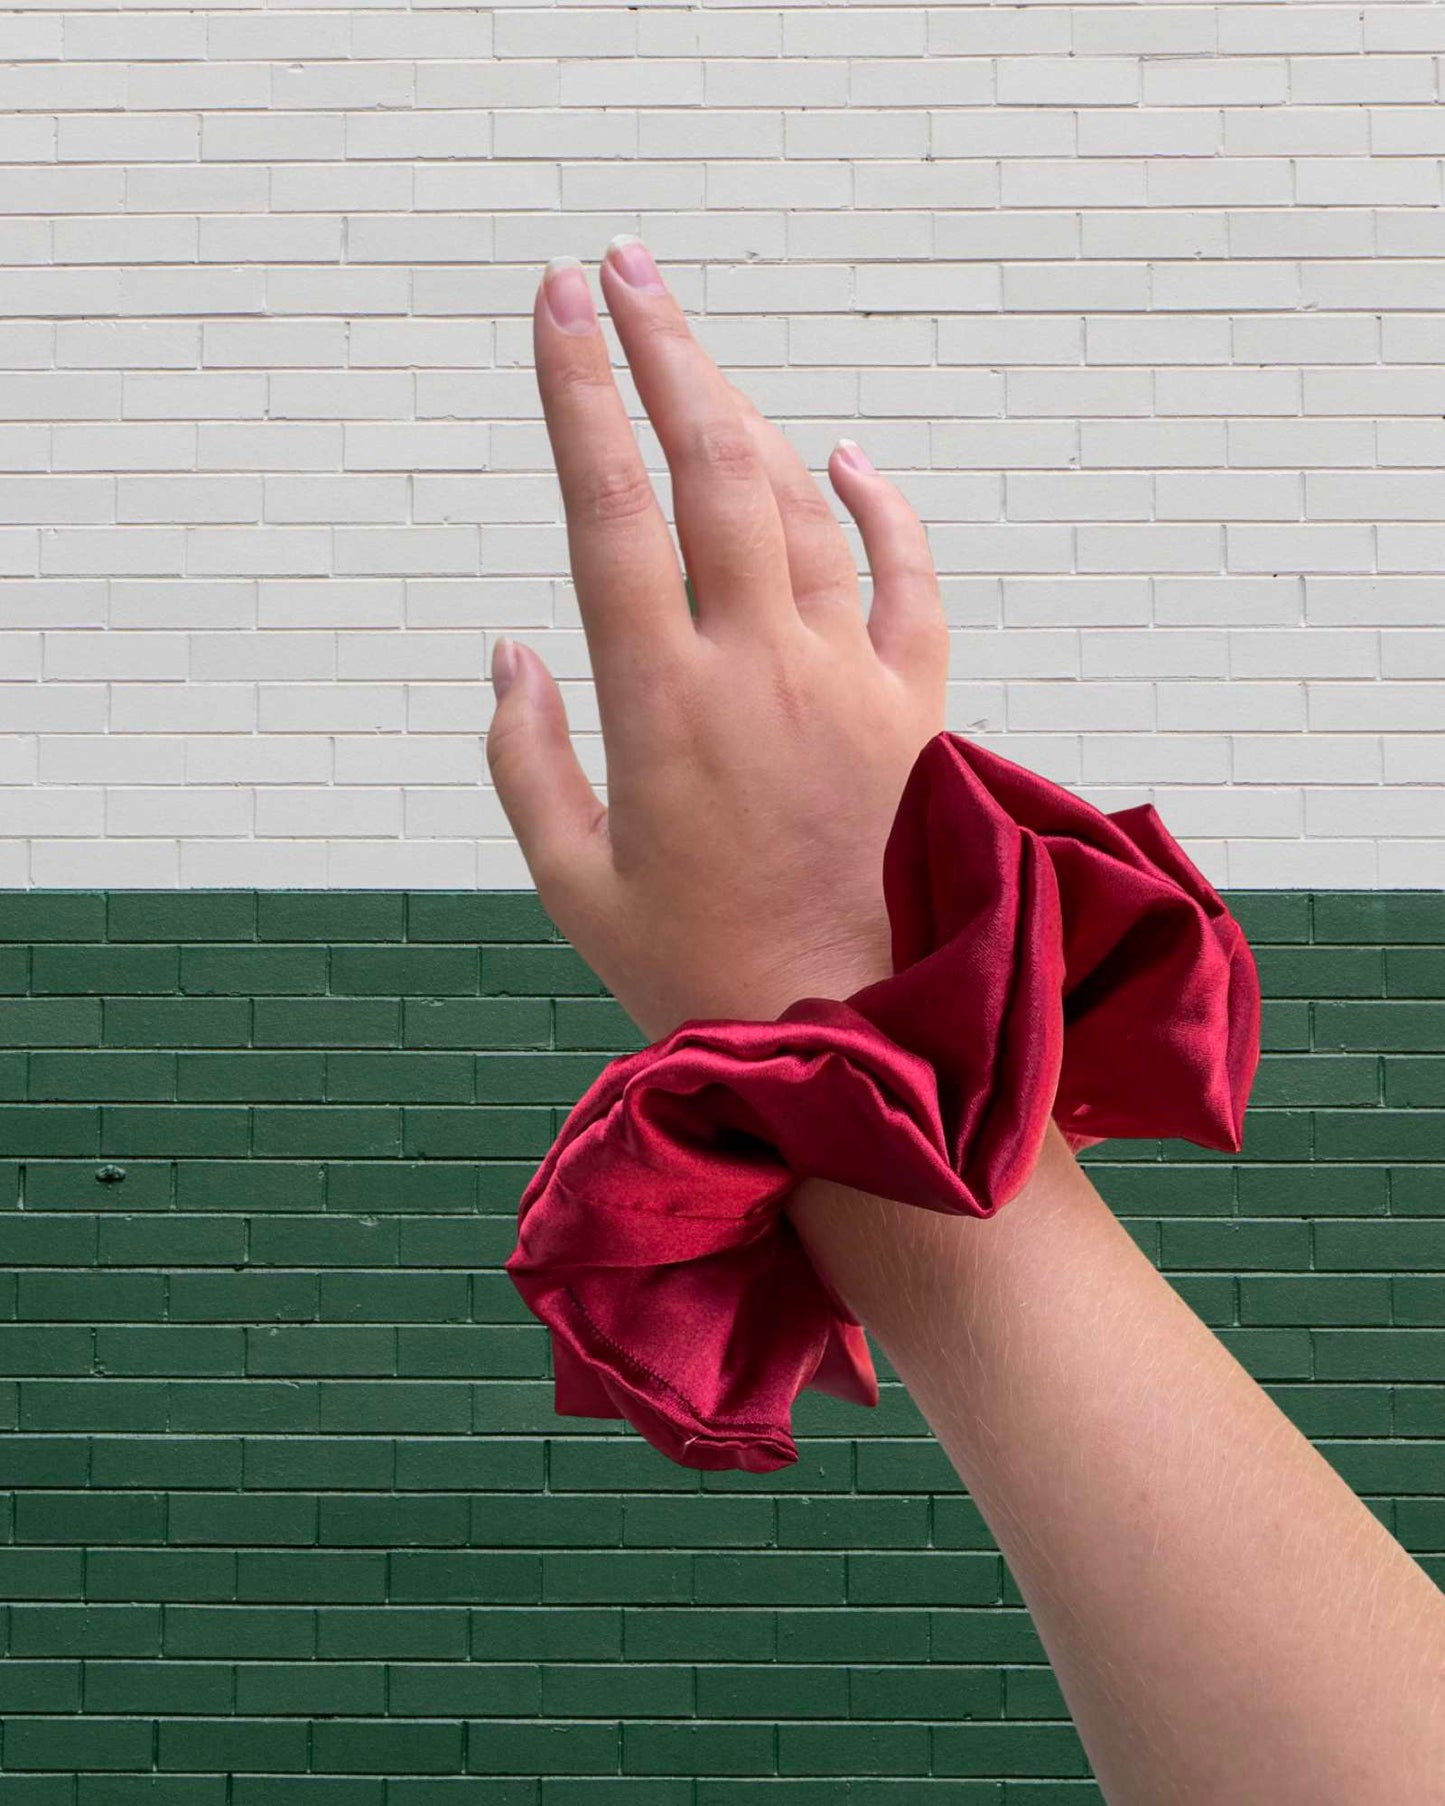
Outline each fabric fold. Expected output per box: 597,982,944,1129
506,732,1262,1473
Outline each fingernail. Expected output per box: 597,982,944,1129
492,635,519,697
834,437,875,475
542,256,596,334
606,233,668,294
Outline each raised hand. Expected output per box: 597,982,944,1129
486,236,948,1041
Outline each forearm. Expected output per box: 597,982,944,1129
788,1120,1445,1805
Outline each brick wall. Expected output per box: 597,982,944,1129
3,4,1445,889
0,888,1439,1794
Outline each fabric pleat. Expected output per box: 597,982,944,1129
506,733,1262,1472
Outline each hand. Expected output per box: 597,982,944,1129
487,236,948,1042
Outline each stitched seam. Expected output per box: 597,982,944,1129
559,1281,782,1434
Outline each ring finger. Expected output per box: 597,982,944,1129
726,382,866,640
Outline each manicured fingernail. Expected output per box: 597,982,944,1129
606,233,667,294
542,256,596,334
491,636,518,697
834,437,875,475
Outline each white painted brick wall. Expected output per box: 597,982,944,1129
0,4,1442,889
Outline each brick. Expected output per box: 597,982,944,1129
1315,1002,1445,1052
476,1052,611,1103
403,1107,552,1160
409,893,556,942
107,892,257,942
468,1722,619,1775
258,893,406,942
1255,947,1385,998
1265,1383,1391,1438
554,1000,646,1052
1214,1328,1314,1379
1249,1054,1379,1108
1239,1276,1390,1326
1315,1330,1445,1382
405,998,550,1050
245,1554,389,1608
1086,1163,1233,1216
483,946,606,997
0,1105,99,1157
621,1495,773,1549
851,1664,1001,1722
252,1106,402,1159
778,1497,928,1549
1222,891,1311,943
543,1552,692,1605
177,1161,325,1212
0,1661,81,1712
177,1052,324,1102
99,1216,245,1266
255,999,401,1049
778,1723,931,1776
332,945,479,996
0,945,27,993
5,1716,155,1771
234,1661,386,1716
102,1105,249,1157
1388,949,1445,998
389,1661,539,1717
105,998,250,1049
1315,1107,1445,1160
32,943,179,994
1237,1163,1388,1216
542,1662,691,1718
311,1720,466,1774
158,1719,311,1772
623,1721,773,1776
326,1053,472,1103
695,1663,845,1720
0,999,101,1046
933,1724,1090,1778
29,1052,175,1102
0,894,105,940
1313,893,1445,943
180,945,328,995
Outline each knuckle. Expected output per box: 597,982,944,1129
546,356,613,405
775,479,838,528
688,419,760,479
915,608,950,650
573,460,657,527
888,522,940,587
900,604,951,668
635,304,694,351
484,711,528,784
526,842,574,905
896,553,940,591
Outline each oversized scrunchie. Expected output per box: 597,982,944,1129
506,733,1261,1473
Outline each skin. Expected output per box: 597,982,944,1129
487,237,1445,1803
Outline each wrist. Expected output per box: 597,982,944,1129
785,1119,1077,1337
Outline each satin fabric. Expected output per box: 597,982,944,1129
507,733,1262,1473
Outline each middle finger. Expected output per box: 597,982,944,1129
599,236,798,641
533,255,696,695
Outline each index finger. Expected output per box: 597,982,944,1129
533,255,696,688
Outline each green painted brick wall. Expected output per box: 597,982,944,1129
0,888,1440,1799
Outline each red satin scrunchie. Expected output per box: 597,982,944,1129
506,733,1262,1474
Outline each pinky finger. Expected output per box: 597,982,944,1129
829,438,948,682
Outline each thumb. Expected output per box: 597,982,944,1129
486,637,608,896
